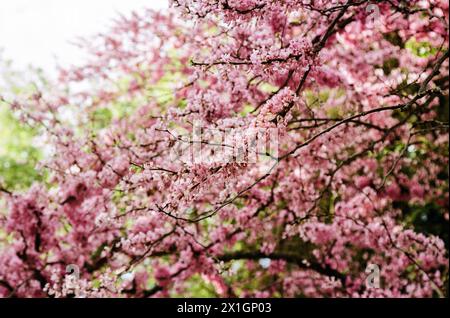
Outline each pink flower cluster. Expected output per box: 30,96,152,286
0,0,448,298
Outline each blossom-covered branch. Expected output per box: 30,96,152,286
0,0,448,298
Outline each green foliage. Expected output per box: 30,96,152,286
0,54,47,191
382,57,400,76
318,189,336,224
0,104,43,190
405,38,440,58
383,31,405,48
90,107,113,130
395,201,449,248
182,274,218,298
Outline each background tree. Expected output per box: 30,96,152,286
0,0,448,298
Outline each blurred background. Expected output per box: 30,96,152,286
0,0,167,191
0,0,167,74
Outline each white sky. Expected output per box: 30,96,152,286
0,0,167,75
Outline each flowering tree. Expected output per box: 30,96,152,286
0,0,448,298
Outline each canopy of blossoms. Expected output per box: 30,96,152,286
0,0,448,298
